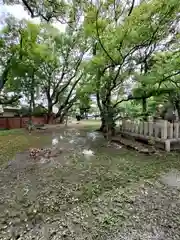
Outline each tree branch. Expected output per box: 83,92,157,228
113,69,180,109
128,0,135,16
95,6,117,65
55,74,83,117
52,52,84,105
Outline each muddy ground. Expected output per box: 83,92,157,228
0,124,180,239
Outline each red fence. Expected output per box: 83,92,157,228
0,116,55,129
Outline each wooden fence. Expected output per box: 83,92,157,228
0,116,55,129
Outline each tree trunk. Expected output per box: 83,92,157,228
29,77,35,121
30,72,36,112
98,109,115,137
47,102,53,123
47,111,52,124
46,112,53,124
29,99,32,121
175,101,180,121
59,114,65,124
31,89,35,112
142,98,147,120
99,115,106,131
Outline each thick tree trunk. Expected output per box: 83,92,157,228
59,114,65,124
175,101,180,121
47,111,52,124
30,72,36,112
29,99,32,121
98,110,115,137
142,98,147,113
142,98,147,120
47,102,53,123
31,90,35,112
46,114,51,124
99,118,106,132
29,79,35,121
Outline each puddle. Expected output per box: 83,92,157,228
68,135,86,145
160,170,180,188
39,157,47,164
87,131,103,141
82,149,94,158
52,137,59,146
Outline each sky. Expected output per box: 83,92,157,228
0,2,66,31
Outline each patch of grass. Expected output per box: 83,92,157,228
0,129,50,165
0,129,23,136
75,120,101,130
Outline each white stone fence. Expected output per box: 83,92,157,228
121,120,180,140
120,120,180,151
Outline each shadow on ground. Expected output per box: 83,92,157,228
0,125,180,239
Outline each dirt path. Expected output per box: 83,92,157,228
0,125,180,239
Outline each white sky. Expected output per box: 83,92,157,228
0,3,66,32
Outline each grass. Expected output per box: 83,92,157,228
0,129,23,136
0,128,50,165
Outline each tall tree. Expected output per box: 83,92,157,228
82,0,180,134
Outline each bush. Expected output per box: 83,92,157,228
18,105,48,117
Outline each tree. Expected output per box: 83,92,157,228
1,20,47,118
81,0,180,134
3,0,180,132
35,23,89,122
0,17,24,104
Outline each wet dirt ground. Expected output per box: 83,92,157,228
0,125,180,239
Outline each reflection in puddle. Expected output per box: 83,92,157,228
52,137,59,146
69,136,85,145
161,170,180,188
40,157,47,164
87,131,102,141
64,128,80,135
82,149,94,156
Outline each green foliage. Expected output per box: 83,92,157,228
1,0,180,123
19,105,47,117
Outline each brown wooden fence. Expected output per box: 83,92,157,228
0,116,55,129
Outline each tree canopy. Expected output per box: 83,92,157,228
1,0,179,127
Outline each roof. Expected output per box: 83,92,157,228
0,105,21,113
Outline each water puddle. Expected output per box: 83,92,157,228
87,131,102,141
52,137,59,146
82,149,94,156
160,169,180,188
69,139,75,144
81,149,95,159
